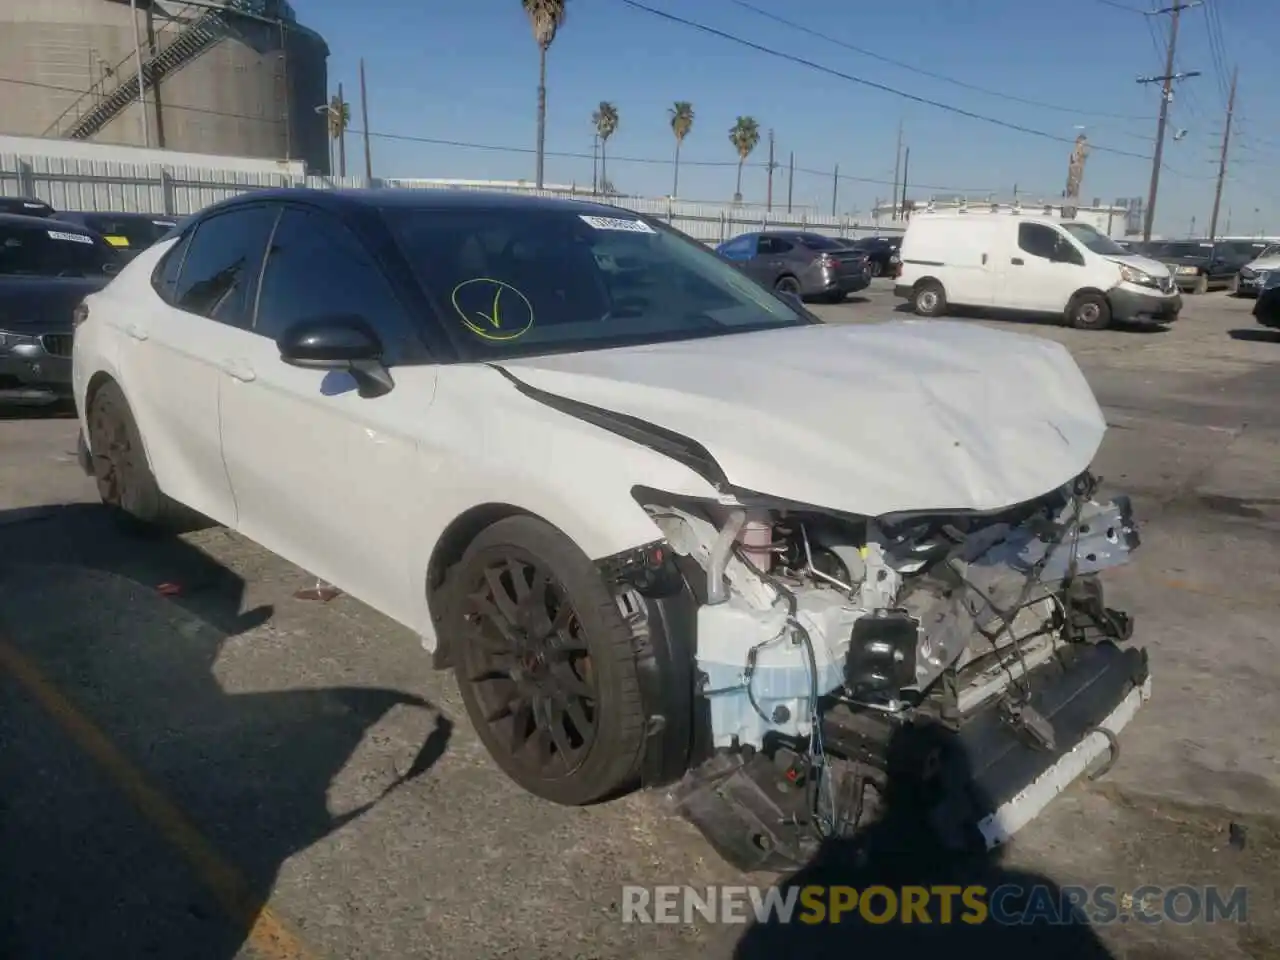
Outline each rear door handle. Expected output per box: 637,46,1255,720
221,359,256,383
125,323,148,341
1011,257,1025,265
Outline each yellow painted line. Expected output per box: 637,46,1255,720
0,639,315,960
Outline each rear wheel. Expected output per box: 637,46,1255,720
912,280,947,317
868,259,883,278
445,516,647,806
774,275,801,297
85,381,181,531
1068,292,1112,330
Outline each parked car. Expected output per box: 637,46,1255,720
0,196,55,218
51,211,180,262
72,188,1149,871
895,212,1180,329
1147,240,1243,294
1231,243,1280,298
838,235,902,278
0,213,122,404
1253,268,1280,328
714,230,870,302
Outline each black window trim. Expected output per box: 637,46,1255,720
150,227,195,304
247,199,437,365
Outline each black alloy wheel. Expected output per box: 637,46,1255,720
460,553,598,777
775,275,801,297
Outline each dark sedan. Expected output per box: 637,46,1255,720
715,231,870,302
838,235,901,278
0,213,122,404
51,210,179,261
1253,269,1280,330
0,196,55,218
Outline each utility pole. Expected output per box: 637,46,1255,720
831,164,839,217
337,81,347,177
787,151,794,213
890,119,903,220
128,0,150,147
900,146,910,219
1138,2,1202,241
359,58,373,181
1208,66,1237,243
766,129,776,212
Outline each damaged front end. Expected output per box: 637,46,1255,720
625,472,1150,872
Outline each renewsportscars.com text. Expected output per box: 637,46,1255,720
621,884,1249,926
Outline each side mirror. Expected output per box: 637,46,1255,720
278,315,394,398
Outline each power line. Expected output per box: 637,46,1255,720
618,0,1156,161
0,76,1007,194
728,0,1152,122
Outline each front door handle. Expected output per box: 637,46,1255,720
125,323,148,341
1011,257,1025,265
221,359,256,383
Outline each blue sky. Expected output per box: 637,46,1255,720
305,0,1278,236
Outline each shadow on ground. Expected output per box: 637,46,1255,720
0,503,452,959
1227,327,1280,343
888,301,1171,334
732,722,1116,960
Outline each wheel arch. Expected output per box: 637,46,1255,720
81,370,157,477
913,275,944,292
424,501,541,668
1070,286,1110,310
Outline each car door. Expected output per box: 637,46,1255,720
216,204,437,628
117,204,278,526
748,236,793,285
1000,222,1086,312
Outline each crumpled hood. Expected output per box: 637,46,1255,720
1109,253,1173,277
495,321,1107,517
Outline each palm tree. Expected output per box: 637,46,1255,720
326,93,350,176
522,0,567,190
592,101,619,195
728,116,760,203
668,101,694,198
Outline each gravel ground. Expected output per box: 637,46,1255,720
1,282,1276,960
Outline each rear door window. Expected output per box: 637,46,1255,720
0,223,119,278
171,205,279,328
718,235,757,260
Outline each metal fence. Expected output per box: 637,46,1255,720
0,152,904,244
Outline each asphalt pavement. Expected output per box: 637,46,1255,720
1,281,1277,959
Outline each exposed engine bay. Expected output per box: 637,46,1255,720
634,471,1151,872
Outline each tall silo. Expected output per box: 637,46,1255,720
0,0,331,173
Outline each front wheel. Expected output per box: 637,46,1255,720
445,516,647,806
1193,274,1209,295
868,260,883,278
1068,292,1112,330
774,275,801,297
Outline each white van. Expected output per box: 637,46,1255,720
894,213,1181,330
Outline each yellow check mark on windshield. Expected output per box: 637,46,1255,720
476,286,503,329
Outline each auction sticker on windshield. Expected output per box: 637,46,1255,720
579,215,656,234
47,230,94,244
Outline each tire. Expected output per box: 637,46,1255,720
1068,292,1112,331
1229,275,1240,296
774,275,801,297
444,515,647,806
912,280,947,317
85,380,182,531
868,260,883,279
1193,274,1209,295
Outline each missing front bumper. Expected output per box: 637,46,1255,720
669,640,1150,873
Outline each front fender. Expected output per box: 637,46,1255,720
408,365,723,646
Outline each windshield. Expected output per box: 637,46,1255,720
1059,222,1128,256
80,214,176,251
0,223,119,278
1257,244,1280,259
385,206,812,360
1156,242,1209,260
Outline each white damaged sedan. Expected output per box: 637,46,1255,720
71,189,1150,870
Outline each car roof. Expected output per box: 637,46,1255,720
195,187,647,221
0,211,91,231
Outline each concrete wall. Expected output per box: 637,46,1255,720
0,0,329,172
